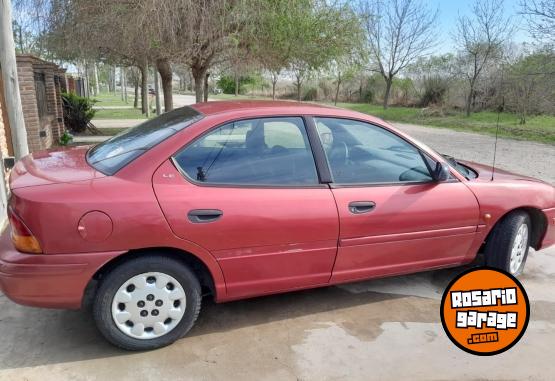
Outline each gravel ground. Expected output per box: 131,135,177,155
393,123,555,184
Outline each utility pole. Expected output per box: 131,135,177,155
0,0,29,160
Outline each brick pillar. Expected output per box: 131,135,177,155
15,55,41,152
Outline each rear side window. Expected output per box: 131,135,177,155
173,117,319,186
87,107,202,175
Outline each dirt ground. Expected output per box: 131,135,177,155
0,124,554,380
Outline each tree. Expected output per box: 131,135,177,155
519,0,555,43
359,0,438,109
143,0,254,103
504,50,555,123
454,0,513,116
249,0,362,102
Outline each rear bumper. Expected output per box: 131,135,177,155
539,207,555,250
0,233,123,309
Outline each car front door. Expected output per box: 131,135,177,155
312,117,480,283
153,116,339,299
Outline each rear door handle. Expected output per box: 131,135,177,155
187,209,223,223
348,201,376,214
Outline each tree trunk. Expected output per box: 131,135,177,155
295,74,302,102
84,62,91,98
112,66,116,93
156,58,173,112
0,0,29,159
120,67,125,101
133,71,139,109
154,70,161,115
139,63,148,115
93,63,100,95
334,72,342,106
203,72,209,102
383,77,392,109
234,74,239,96
271,72,279,100
191,66,206,103
465,88,474,117
123,68,128,103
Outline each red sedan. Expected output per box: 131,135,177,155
1,101,554,350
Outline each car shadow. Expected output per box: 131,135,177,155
0,266,467,370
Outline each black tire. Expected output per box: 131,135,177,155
93,255,201,351
484,211,531,276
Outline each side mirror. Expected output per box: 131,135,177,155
432,162,450,182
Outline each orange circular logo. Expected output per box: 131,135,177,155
440,267,529,356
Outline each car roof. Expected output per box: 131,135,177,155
191,100,339,116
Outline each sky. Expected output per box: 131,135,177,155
428,0,534,53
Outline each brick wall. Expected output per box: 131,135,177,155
16,56,43,152
14,55,71,152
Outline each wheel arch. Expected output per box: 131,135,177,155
83,246,226,308
483,207,548,251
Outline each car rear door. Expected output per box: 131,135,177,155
153,116,339,299
311,117,480,283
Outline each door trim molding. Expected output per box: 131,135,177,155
340,226,477,247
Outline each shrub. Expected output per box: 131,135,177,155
62,92,96,133
217,75,256,94
419,77,448,107
59,131,73,146
302,87,318,101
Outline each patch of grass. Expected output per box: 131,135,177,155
92,92,135,107
93,127,129,136
210,93,265,100
93,108,152,119
337,103,555,144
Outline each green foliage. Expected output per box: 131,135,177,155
302,87,318,101
419,77,449,107
61,93,96,133
59,131,73,146
217,75,256,94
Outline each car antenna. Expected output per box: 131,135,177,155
491,70,505,182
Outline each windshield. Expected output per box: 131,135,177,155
87,107,202,175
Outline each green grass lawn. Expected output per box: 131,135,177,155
93,108,152,119
92,92,135,107
337,103,555,144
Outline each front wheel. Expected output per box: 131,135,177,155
93,255,201,350
484,211,531,276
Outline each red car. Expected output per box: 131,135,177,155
1,101,554,350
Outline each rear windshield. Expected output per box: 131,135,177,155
87,107,202,175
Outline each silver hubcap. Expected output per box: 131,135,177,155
510,224,529,274
111,272,186,340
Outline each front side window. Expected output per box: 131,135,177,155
315,117,433,184
173,117,319,186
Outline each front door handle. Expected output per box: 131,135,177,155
348,201,376,214
188,209,223,223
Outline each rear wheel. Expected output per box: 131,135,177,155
93,255,201,350
484,211,531,276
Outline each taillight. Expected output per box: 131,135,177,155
8,207,42,254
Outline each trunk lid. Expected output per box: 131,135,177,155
9,146,106,189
